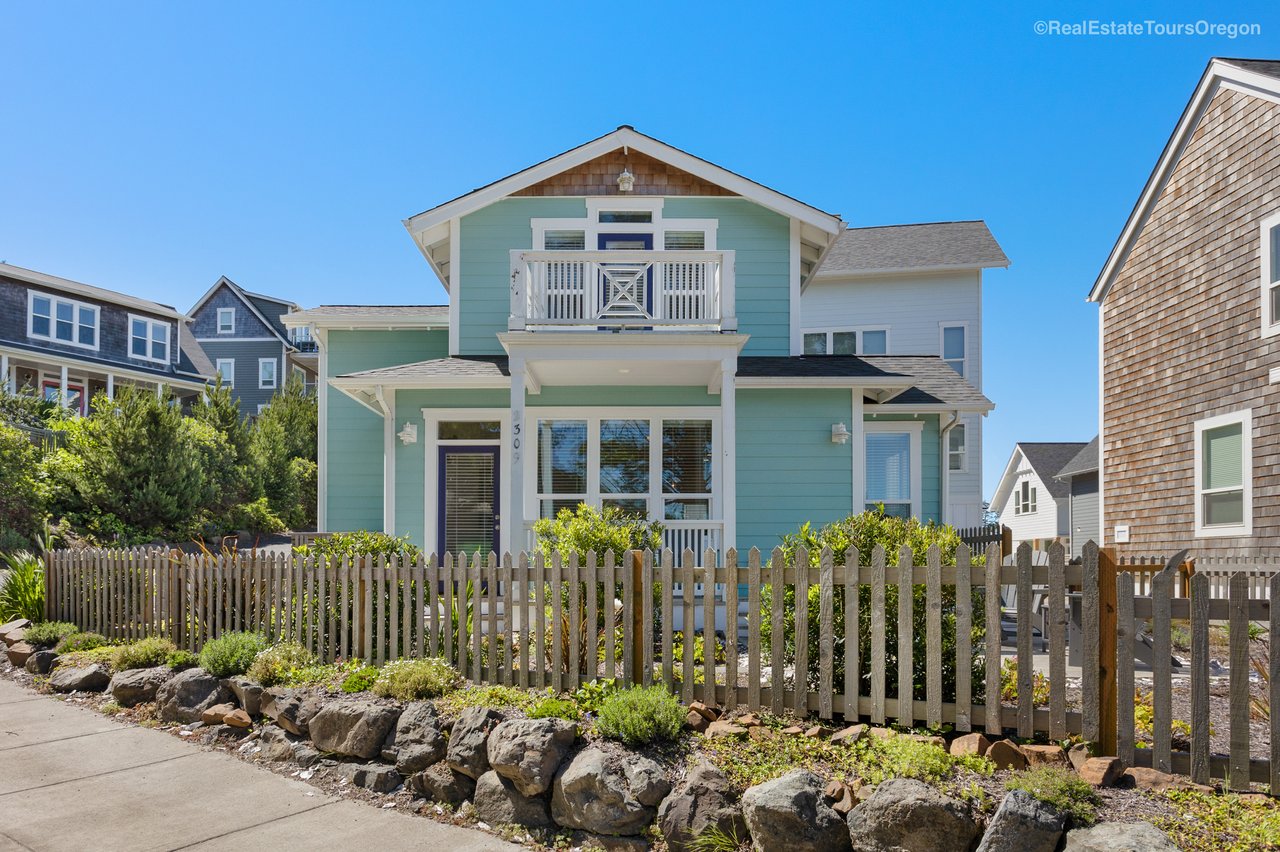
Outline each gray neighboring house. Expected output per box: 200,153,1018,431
1054,437,1100,560
0,262,213,412
188,277,317,415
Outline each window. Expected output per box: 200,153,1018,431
28,291,98,349
1194,409,1252,537
941,324,966,376
948,424,967,472
544,230,586,251
217,307,235,334
258,358,277,390
1262,212,1280,336
215,359,235,388
439,421,501,441
865,422,922,519
257,404,268,415
663,231,705,250
802,328,890,355
1014,480,1037,515
129,315,170,363
599,211,652,223
662,420,713,520
536,419,588,517
601,419,650,515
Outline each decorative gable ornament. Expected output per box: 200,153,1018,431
616,168,635,193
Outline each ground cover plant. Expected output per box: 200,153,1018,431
436,684,534,716
198,631,268,677
1004,765,1098,826
595,684,684,746
370,657,461,701
113,637,178,670
245,641,318,686
55,631,107,653
1156,790,1280,852
23,621,79,648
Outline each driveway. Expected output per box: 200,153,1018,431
0,679,516,852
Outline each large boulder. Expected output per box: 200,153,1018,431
976,790,1066,852
409,763,476,805
741,769,850,852
846,778,979,852
0,617,31,645
49,664,111,693
335,761,403,793
487,717,577,796
658,758,748,852
551,746,671,836
25,649,58,675
223,676,263,716
474,770,555,828
260,687,322,736
6,641,34,668
1063,822,1180,851
109,666,173,707
384,701,447,775
155,667,234,723
307,700,402,759
446,706,504,779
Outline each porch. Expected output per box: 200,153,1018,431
0,348,203,415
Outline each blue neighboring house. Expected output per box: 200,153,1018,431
188,276,317,415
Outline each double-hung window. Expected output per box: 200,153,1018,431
1262,212,1280,336
1194,409,1252,537
948,424,967,472
864,422,922,518
259,358,278,390
941,324,966,376
217,308,235,334
1014,480,1036,515
129,315,170,363
803,328,889,356
215,359,235,388
28,291,98,349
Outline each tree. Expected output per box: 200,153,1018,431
0,424,44,547
250,375,317,528
190,379,258,514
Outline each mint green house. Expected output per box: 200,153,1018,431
285,128,1002,556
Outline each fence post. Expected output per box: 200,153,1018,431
1099,546,1119,755
1000,525,1013,560
43,550,53,622
630,550,644,686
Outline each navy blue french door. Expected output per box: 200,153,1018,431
598,232,653,315
437,446,500,558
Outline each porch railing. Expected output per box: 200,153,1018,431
509,249,735,330
521,519,724,557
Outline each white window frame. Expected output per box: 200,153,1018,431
217,307,236,334
863,419,923,519
801,326,891,355
27,290,100,351
215,358,235,388
1014,479,1037,515
940,322,968,377
1260,211,1280,338
948,423,968,473
1193,408,1253,538
531,198,718,252
127,314,171,364
256,403,268,415
258,357,278,390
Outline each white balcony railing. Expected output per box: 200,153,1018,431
509,250,735,330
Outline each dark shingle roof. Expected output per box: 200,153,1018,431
738,355,992,409
1219,58,1280,80
817,221,1009,277
1018,442,1088,499
245,293,294,340
1055,436,1099,480
339,356,509,380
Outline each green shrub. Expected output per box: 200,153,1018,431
228,497,286,536
58,645,118,670
1005,765,1098,826
370,658,461,701
341,664,378,693
245,641,316,686
528,695,582,721
167,650,199,670
572,678,622,714
532,503,663,563
437,684,534,715
113,637,178,671
0,550,45,622
0,423,45,543
198,631,269,677
295,531,420,563
596,685,684,746
55,631,107,653
24,620,79,649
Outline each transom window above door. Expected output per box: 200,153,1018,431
803,328,888,356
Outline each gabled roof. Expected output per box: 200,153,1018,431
1089,57,1280,303
0,262,186,320
812,221,1009,279
1054,436,1099,480
283,305,450,329
188,276,296,345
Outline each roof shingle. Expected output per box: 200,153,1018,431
1018,442,1089,499
817,221,1008,277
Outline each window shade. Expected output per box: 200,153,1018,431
537,420,587,495
663,420,713,494
544,230,585,250
600,419,649,494
866,433,911,501
664,230,705,250
1203,423,1243,489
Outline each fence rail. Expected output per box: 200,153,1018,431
42,541,1280,792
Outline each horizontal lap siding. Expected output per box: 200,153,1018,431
736,388,853,552
326,329,448,533
198,339,284,414
1070,474,1100,559
1103,87,1280,557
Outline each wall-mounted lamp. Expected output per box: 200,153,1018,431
616,168,635,193
397,422,418,445
831,423,850,444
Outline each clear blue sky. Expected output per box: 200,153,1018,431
2,2,1276,499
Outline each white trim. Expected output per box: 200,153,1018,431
1098,304,1106,545
530,199,720,256
126,314,171,365
258,357,278,390
283,310,449,330
863,419,924,519
215,358,235,388
810,261,1009,281
188,276,294,346
720,360,736,548
217,307,235,334
939,322,968,378
421,407,514,555
948,421,969,474
0,344,205,391
26,290,100,351
1193,408,1253,539
377,388,395,535
317,339,329,532
194,336,283,343
850,391,865,517
790,218,802,355
449,217,461,356
1260,210,1280,338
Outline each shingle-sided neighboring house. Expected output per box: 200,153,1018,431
285,127,1003,555
188,277,318,415
1053,437,1100,560
992,442,1088,552
0,262,213,412
1089,58,1280,557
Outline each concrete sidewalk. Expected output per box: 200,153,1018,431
0,679,517,852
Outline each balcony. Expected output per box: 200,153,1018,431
509,250,735,331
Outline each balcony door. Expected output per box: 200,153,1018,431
598,232,653,319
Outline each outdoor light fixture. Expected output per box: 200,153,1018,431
831,423,850,444
616,168,635,192
397,422,418,445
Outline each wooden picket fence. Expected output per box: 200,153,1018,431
40,541,1280,792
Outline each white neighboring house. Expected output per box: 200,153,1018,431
800,221,1009,527
992,442,1088,550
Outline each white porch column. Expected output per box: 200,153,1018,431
156,383,164,400
850,391,866,516
509,357,526,554
59,366,69,411
105,373,114,400
720,357,736,552
378,387,396,535
1,355,9,395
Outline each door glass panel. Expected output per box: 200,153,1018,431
803,333,827,355
439,421,501,441
600,419,649,494
443,451,496,556
601,237,649,250
663,420,713,494
833,332,857,355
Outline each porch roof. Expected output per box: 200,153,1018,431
737,355,994,412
